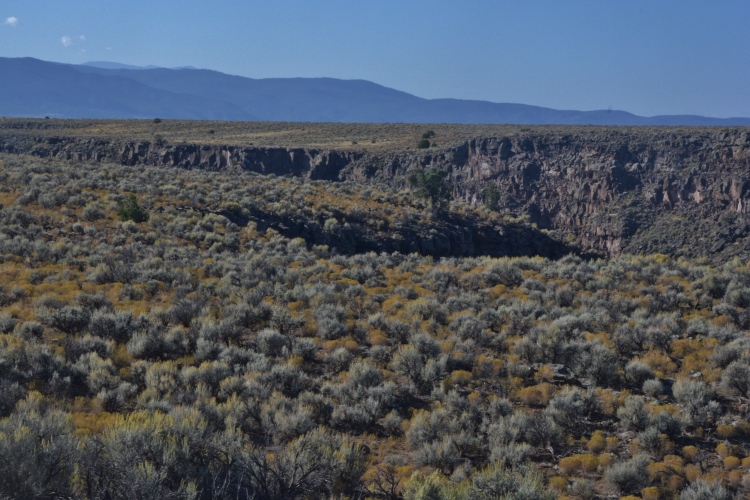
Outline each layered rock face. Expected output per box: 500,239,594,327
347,129,750,261
3,128,750,261
1,138,362,181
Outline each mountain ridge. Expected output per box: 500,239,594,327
82,61,199,70
1,57,748,125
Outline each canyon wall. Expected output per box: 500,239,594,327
3,128,750,261
349,129,750,260
1,137,362,181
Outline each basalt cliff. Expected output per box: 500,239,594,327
3,127,750,262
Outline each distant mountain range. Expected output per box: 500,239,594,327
1,57,748,125
83,61,198,71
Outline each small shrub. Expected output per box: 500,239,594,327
617,396,651,432
625,360,655,387
681,446,699,462
548,476,567,492
643,379,664,398
518,386,543,406
679,479,731,500
292,338,319,361
586,430,606,453
721,361,750,398
82,203,106,221
605,455,651,495
558,455,582,475
567,479,597,500
642,486,660,500
42,306,91,334
450,370,472,386
716,424,737,439
0,314,16,334
672,379,717,426
723,456,740,470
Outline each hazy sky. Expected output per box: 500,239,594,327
1,0,748,117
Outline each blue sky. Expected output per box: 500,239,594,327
1,0,748,118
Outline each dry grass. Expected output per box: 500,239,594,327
0,117,736,153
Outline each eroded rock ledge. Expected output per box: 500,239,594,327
1,138,362,181
3,129,750,262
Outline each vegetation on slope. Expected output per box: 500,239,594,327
0,154,749,498
4,120,750,267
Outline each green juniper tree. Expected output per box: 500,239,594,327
408,168,453,214
117,194,150,223
485,184,500,211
